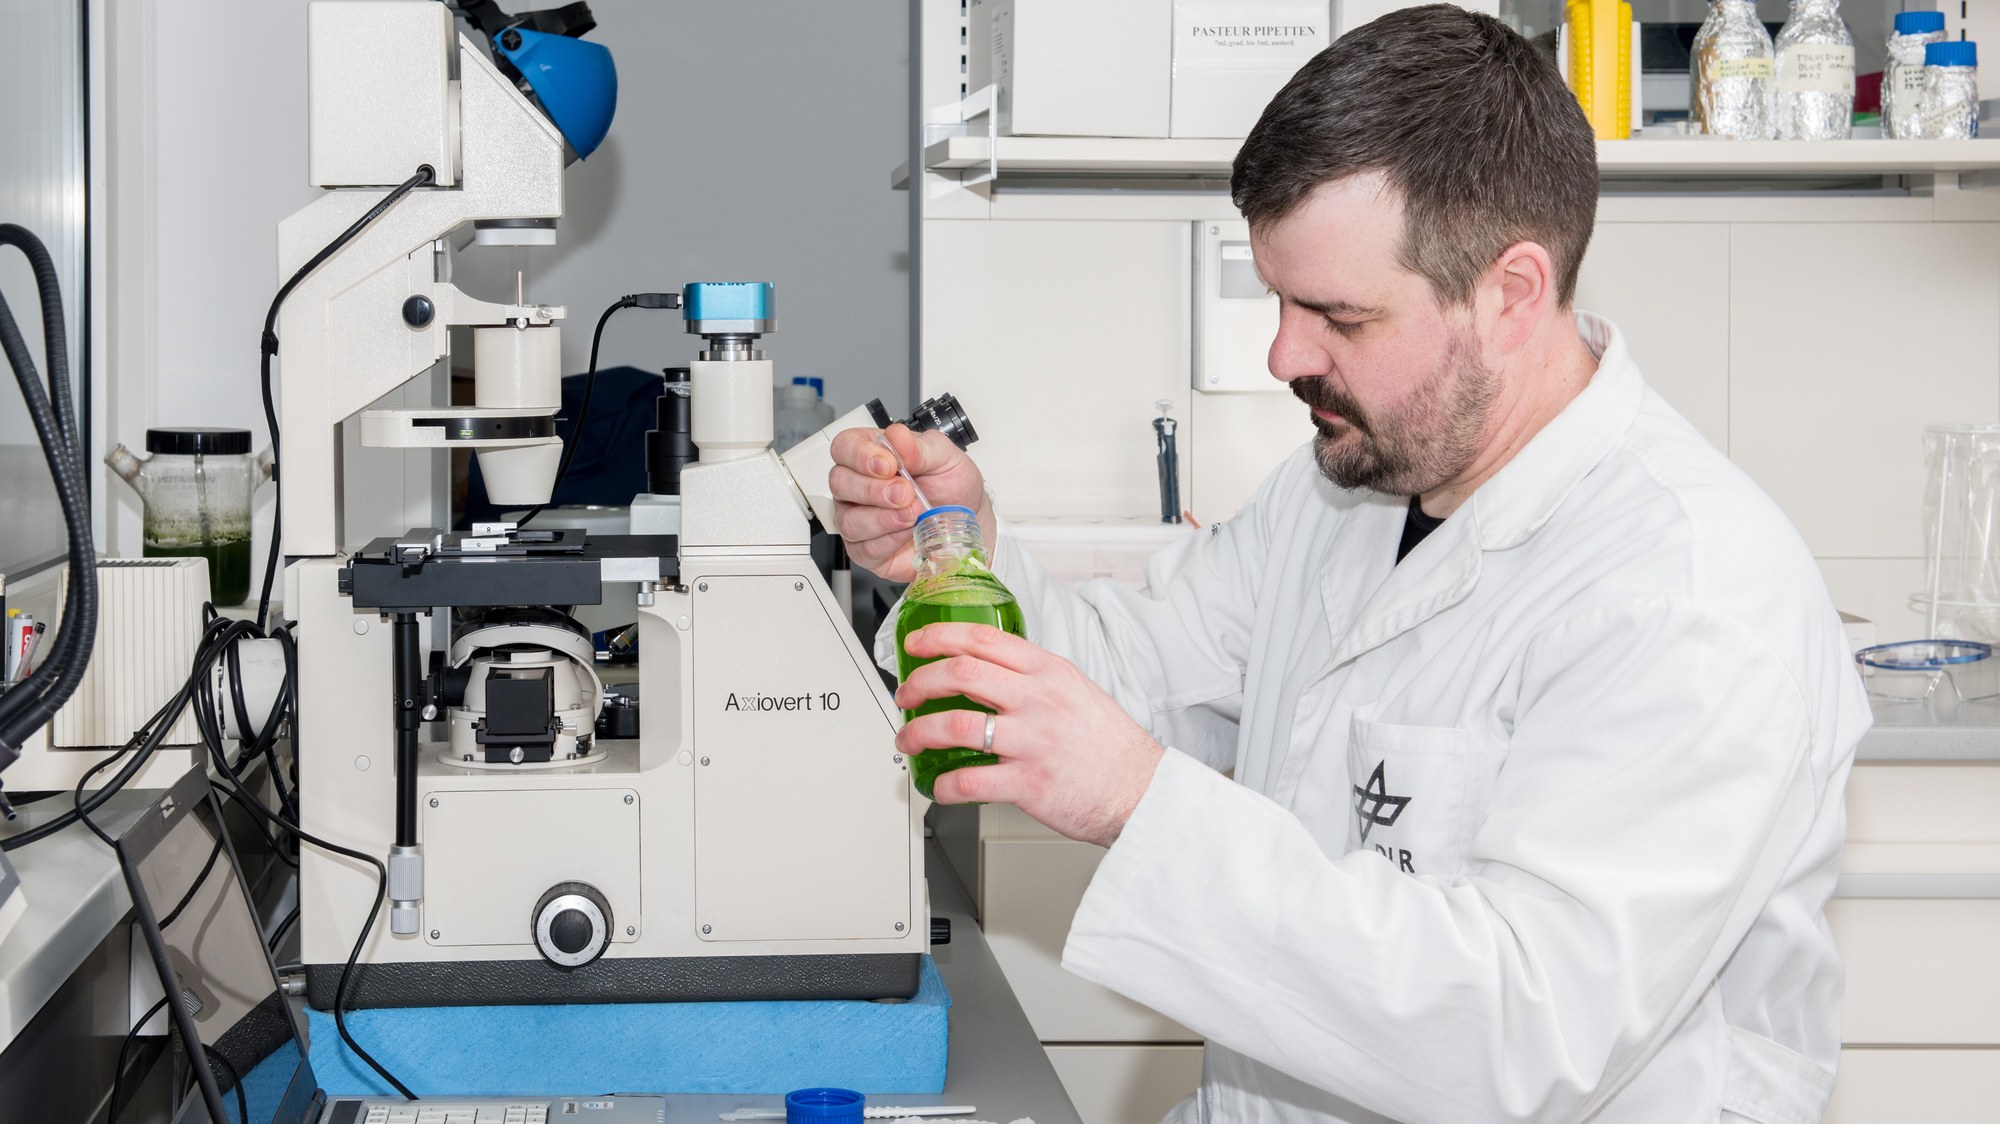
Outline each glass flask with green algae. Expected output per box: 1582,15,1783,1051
895,505,1025,799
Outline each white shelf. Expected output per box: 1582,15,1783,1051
1598,138,2000,175
911,135,2000,182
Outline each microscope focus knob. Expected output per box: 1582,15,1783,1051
401,295,434,328
532,882,612,968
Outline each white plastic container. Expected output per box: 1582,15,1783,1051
773,377,836,453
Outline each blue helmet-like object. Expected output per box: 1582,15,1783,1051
494,27,616,160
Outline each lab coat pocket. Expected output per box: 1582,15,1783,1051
1346,708,1473,878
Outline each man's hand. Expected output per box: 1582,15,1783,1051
894,622,1165,847
828,423,993,582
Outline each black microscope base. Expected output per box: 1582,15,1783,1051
303,952,923,1009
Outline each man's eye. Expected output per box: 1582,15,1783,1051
1324,318,1364,336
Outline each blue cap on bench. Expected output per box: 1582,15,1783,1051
786,1088,865,1123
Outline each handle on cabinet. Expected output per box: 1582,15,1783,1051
1834,872,2000,899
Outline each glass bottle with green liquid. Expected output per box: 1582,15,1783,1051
896,505,1024,799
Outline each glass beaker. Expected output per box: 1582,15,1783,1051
106,428,267,606
1916,424,2000,643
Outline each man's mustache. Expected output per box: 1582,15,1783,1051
1290,376,1371,435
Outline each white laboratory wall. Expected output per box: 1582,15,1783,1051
927,197,2000,644
98,0,314,588
94,0,910,588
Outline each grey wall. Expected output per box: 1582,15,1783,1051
452,0,914,418
100,0,912,584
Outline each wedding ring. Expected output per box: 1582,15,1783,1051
981,714,997,753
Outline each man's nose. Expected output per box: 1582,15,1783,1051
1267,307,1332,384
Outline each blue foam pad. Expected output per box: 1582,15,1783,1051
302,957,950,1097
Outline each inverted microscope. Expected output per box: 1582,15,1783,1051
279,0,967,1008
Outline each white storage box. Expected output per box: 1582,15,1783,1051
1171,3,1331,138
971,0,1172,137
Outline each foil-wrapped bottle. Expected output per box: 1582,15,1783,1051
1691,0,1776,139
1885,11,1948,138
1919,41,1980,139
1772,0,1855,140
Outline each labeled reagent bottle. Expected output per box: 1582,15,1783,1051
1772,0,1855,140
896,505,1025,799
1692,0,1777,138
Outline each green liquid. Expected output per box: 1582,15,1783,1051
145,537,252,606
896,568,1025,800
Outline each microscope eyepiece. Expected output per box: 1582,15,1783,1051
902,393,978,450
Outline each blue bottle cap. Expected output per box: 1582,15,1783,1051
1927,40,1978,66
785,1088,864,1123
792,376,827,396
1895,11,1947,34
918,504,977,522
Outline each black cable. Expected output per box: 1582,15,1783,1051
50,615,414,1098
514,296,629,528
256,165,437,629
157,832,226,931
0,225,95,755
514,291,679,528
267,904,301,952
0,225,89,731
208,779,297,871
11,614,251,852
204,1046,250,1124
107,996,168,1124
191,611,300,834
208,765,417,1101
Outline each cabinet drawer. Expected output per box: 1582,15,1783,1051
1825,1048,2000,1123
1046,1045,1204,1124
982,837,1198,1043
1830,899,2000,1044
1846,764,2000,844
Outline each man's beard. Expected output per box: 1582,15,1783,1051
1291,330,1500,496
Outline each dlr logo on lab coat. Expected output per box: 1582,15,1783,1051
1347,707,1475,878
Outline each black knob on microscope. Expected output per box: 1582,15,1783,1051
531,882,613,968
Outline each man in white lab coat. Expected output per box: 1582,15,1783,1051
830,6,1869,1121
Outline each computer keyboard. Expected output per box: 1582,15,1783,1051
361,1105,549,1124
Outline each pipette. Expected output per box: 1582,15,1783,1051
874,429,932,512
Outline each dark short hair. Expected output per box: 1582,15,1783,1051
1231,5,1598,307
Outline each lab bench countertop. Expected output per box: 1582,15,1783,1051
1856,695,2000,762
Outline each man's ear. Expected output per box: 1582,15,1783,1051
1479,240,1558,355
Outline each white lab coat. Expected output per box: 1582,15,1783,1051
941,315,1869,1123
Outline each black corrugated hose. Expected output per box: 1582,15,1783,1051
0,223,96,774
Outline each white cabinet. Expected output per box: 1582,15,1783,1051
1826,1049,2000,1122
1046,1045,1205,1124
1836,765,2000,1048
950,806,1201,1124
980,820,1199,1043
